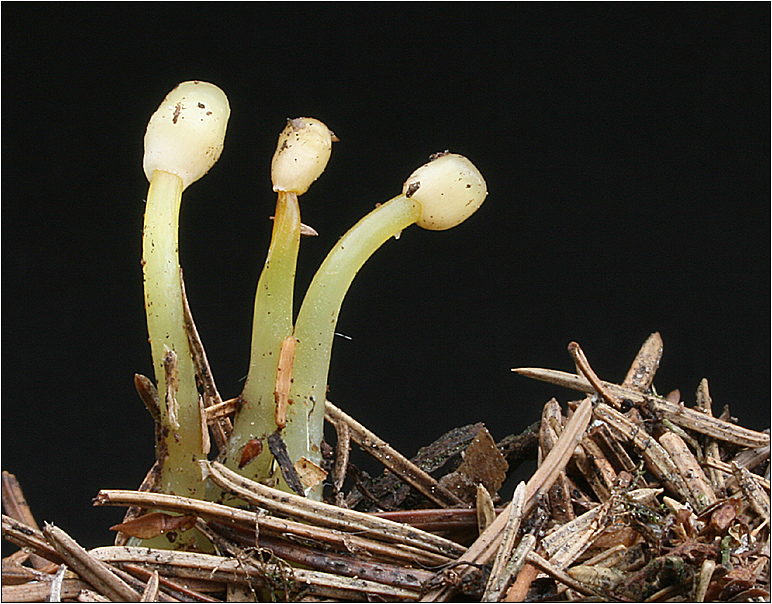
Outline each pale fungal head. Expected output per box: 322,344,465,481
271,117,334,194
402,152,488,230
143,81,230,190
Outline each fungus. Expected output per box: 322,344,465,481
222,118,334,489
141,81,230,504
288,153,487,495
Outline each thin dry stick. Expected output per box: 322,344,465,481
504,560,540,602
696,378,727,495
732,462,771,523
575,435,617,501
325,401,467,508
420,397,593,602
107,565,185,603
139,570,160,603
2,514,65,565
113,460,162,547
659,431,716,511
332,417,351,504
180,268,231,448
512,368,769,448
2,579,92,602
482,481,526,601
205,520,435,592
90,546,422,601
525,550,609,599
50,563,68,602
568,341,620,408
43,523,142,602
493,533,537,601
203,460,465,558
1,471,50,569
593,402,693,501
621,331,663,391
540,400,575,524
704,457,771,491
121,562,219,603
94,489,455,566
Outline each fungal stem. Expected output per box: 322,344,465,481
221,118,333,492
289,195,422,491
139,81,229,546
287,153,487,498
222,190,301,486
143,169,205,498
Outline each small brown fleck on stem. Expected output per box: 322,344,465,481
163,348,179,430
238,438,264,469
274,335,297,429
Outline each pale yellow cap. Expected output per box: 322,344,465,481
271,117,333,194
402,152,487,230
143,81,230,190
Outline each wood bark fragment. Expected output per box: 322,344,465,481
420,398,593,602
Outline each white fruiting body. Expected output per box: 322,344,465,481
402,152,488,230
271,117,333,194
140,82,229,534
143,81,230,190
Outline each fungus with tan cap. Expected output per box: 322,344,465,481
220,117,335,490
141,81,229,512
286,152,487,495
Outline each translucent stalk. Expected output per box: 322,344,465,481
142,169,206,499
289,194,422,495
221,191,300,485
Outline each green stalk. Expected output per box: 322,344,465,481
222,191,300,484
143,169,206,496
289,194,422,494
220,117,332,494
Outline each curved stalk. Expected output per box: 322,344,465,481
289,195,422,494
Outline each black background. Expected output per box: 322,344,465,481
3,4,769,551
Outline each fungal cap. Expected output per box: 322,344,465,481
271,117,334,194
143,81,230,190
402,152,488,230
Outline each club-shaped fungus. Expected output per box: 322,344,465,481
221,118,334,492
141,81,229,515
288,153,487,496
